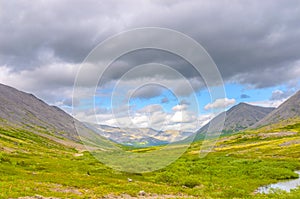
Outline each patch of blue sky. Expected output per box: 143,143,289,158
91,81,298,117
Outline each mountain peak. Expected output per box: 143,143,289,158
253,90,300,127
195,102,275,139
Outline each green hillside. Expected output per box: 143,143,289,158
1,119,300,198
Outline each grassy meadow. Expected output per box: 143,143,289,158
0,121,300,198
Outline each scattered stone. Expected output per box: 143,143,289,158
279,139,300,147
138,190,146,196
258,131,297,139
101,193,195,198
13,196,60,199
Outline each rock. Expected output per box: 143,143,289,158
138,190,146,196
13,196,61,199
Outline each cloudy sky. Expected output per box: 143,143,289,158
0,0,300,131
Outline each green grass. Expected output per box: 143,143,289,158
0,121,300,198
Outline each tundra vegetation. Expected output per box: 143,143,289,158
1,119,300,198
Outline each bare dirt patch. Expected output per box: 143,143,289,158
49,184,82,195
258,131,297,139
279,139,300,147
13,196,60,199
33,131,99,152
0,146,15,153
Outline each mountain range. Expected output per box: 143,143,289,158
85,123,193,147
0,83,300,147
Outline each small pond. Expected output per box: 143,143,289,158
257,171,300,194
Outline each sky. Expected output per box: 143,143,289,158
0,0,300,132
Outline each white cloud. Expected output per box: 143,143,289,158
204,98,236,110
172,104,188,111
0,63,78,91
270,89,296,101
0,62,111,105
248,99,287,108
197,113,216,127
74,102,205,132
138,104,163,113
170,111,195,123
247,89,296,108
271,89,284,100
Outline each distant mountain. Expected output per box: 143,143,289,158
253,90,300,128
193,103,275,140
85,123,193,147
0,83,113,149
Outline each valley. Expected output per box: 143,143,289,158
1,119,300,198
1,84,300,198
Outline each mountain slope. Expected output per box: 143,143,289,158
0,83,113,149
194,103,275,140
253,90,300,128
0,84,79,140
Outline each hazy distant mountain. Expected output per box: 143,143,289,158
85,123,193,147
194,103,275,140
253,90,300,128
0,83,112,148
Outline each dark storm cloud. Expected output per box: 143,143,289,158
0,0,124,69
108,49,200,81
130,85,163,99
0,0,300,93
240,94,251,99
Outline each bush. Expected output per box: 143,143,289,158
182,177,199,188
156,172,179,184
0,156,11,164
16,160,27,166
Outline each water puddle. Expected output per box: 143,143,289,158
257,171,300,194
